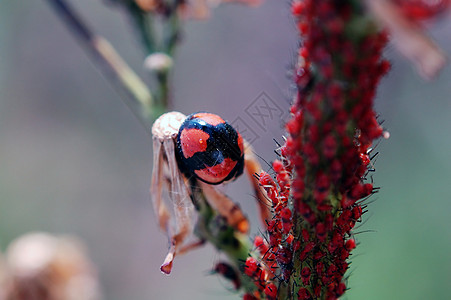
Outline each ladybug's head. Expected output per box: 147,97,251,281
176,112,244,185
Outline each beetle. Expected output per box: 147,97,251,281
150,111,270,274
176,112,244,185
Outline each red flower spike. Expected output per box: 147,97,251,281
247,0,389,298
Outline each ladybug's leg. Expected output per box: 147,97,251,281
177,239,206,255
198,181,250,234
198,140,272,232
243,140,272,226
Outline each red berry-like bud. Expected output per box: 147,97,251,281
314,250,325,260
316,222,327,242
323,134,337,159
345,239,356,250
272,159,284,173
292,1,305,16
286,118,301,135
298,287,312,300
286,234,294,245
300,242,315,260
254,236,269,255
280,207,292,221
259,171,274,186
276,247,292,265
380,59,391,74
302,229,310,242
360,153,370,166
301,266,311,285
352,206,363,220
244,257,258,277
264,283,278,299
337,282,346,296
293,240,301,251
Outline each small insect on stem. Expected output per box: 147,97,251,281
150,111,271,274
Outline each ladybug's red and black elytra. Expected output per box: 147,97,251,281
176,112,244,185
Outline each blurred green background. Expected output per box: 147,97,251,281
1,1,451,299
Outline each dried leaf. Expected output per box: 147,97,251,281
366,0,447,79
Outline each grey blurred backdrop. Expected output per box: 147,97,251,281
1,1,451,299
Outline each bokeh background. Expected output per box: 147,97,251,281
1,1,451,299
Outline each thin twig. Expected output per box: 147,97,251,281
45,0,158,132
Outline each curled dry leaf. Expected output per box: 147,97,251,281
182,0,262,19
135,0,261,19
393,0,450,20
366,0,447,79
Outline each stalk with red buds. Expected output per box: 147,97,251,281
246,1,390,298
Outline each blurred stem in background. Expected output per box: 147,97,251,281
45,0,179,132
115,0,181,109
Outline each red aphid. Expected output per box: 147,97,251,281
244,257,259,277
264,283,278,299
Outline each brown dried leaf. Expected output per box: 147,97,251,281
366,0,447,79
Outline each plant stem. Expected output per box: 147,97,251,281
189,180,257,294
45,0,159,132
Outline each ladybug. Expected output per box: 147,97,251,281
176,112,244,185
